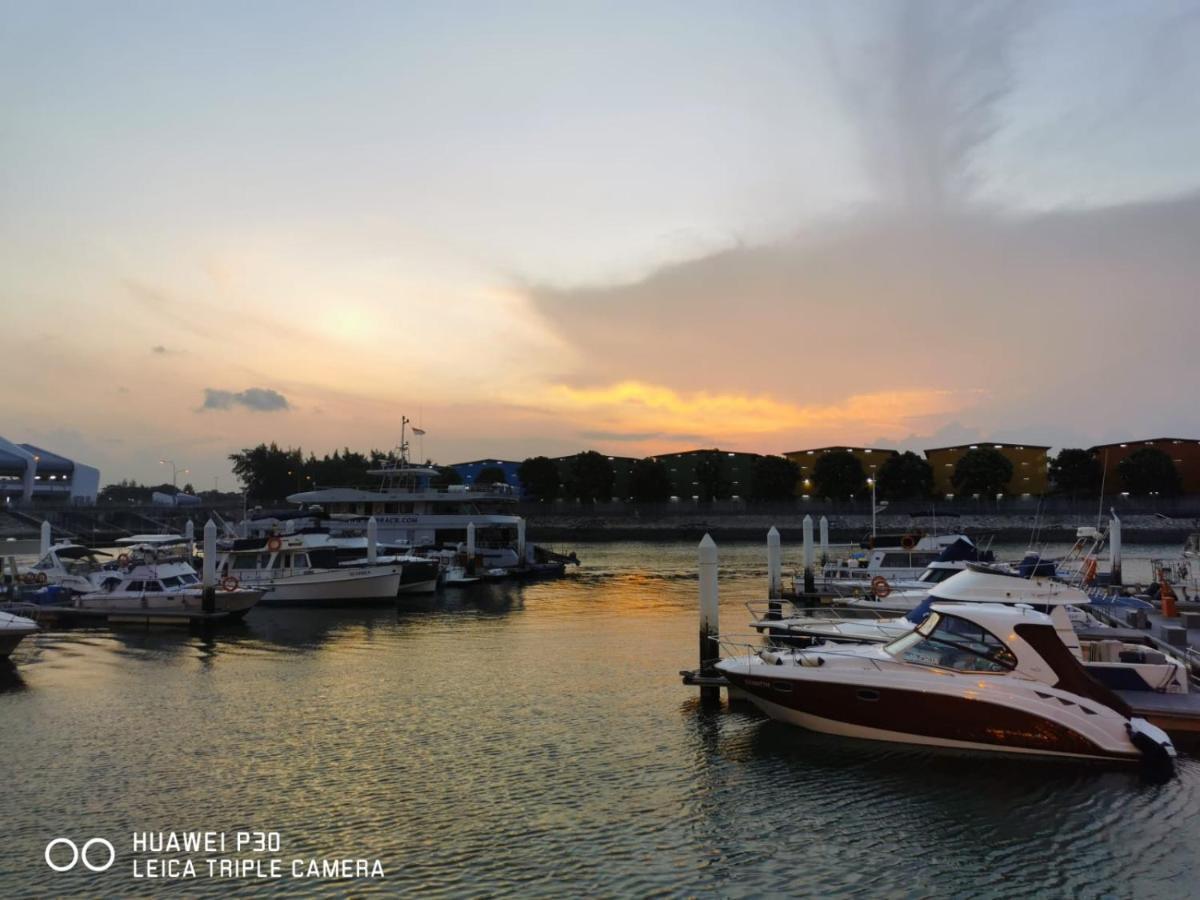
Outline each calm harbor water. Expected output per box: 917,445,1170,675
2,541,1198,897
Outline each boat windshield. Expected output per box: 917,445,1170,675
916,567,958,584
885,612,1017,673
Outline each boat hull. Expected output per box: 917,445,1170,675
722,669,1142,763
251,570,403,605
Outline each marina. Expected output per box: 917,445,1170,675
4,540,1200,896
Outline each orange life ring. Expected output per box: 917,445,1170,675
117,553,131,567
35,572,47,585
871,575,891,598
266,536,283,552
900,534,916,551
221,575,239,592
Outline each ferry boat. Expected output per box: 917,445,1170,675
719,602,1176,766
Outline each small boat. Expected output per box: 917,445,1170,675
217,534,403,605
441,565,480,586
719,602,1176,766
0,610,39,657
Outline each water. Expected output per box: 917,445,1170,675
2,542,1198,897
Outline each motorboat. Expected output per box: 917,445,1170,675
0,610,39,657
797,532,992,595
718,602,1176,766
216,533,403,605
324,536,440,594
752,567,1190,694
19,541,114,594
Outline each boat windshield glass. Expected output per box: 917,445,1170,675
916,567,958,584
886,612,1017,673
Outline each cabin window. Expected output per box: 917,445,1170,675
272,553,286,569
886,612,1017,673
384,503,398,514
232,555,258,571
161,575,182,588
126,581,144,592
293,553,310,568
145,581,163,591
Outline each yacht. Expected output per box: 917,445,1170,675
752,567,1190,694
718,602,1176,766
217,533,403,605
20,541,114,594
797,532,992,595
325,537,440,594
0,610,39,657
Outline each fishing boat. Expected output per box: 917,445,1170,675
216,534,403,605
719,602,1176,766
0,610,39,657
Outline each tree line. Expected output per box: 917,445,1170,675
221,442,1186,504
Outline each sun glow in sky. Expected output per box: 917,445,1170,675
2,1,1199,486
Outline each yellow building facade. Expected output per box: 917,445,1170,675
924,443,1049,497
783,446,898,496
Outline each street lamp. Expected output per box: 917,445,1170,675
867,477,877,538
160,458,188,489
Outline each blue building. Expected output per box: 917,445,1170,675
448,459,524,495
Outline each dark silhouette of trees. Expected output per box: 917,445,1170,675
517,456,561,502
875,451,933,500
1118,448,1182,496
570,451,616,503
812,450,865,500
628,458,673,503
749,455,800,501
1049,448,1101,497
475,465,507,485
693,450,732,502
952,448,1013,497
229,443,304,502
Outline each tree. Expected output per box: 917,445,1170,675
430,466,463,489
749,455,799,501
475,465,507,486
811,450,865,500
517,456,560,502
181,482,196,496
570,451,615,503
875,451,933,500
1049,448,1101,497
952,447,1013,497
693,450,732,502
1118,447,1182,496
229,443,304,502
629,458,673,503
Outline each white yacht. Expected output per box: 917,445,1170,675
0,610,39,657
216,533,403,605
756,568,1191,694
20,541,115,594
796,532,991,595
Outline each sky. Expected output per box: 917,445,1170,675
2,0,1199,489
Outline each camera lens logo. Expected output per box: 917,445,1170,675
44,838,116,872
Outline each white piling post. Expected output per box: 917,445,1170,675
202,518,217,613
367,516,378,563
184,519,195,560
802,514,815,595
699,533,720,702
767,526,781,600
819,516,829,562
39,520,51,557
517,517,527,565
1109,509,1122,587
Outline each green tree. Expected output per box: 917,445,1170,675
475,465,507,485
749,455,799,501
812,450,866,500
571,451,616,503
694,450,732,502
181,482,196,495
875,451,933,500
629,458,673,503
517,456,561,502
431,466,463,489
1049,448,1101,497
229,442,304,502
1117,447,1182,496
952,447,1013,497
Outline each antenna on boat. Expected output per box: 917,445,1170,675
1096,450,1108,530
399,416,410,466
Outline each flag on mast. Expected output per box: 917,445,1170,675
412,427,426,436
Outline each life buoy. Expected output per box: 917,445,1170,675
35,572,47,585
900,534,916,551
266,536,283,552
117,553,131,567
221,575,240,592
871,575,891,598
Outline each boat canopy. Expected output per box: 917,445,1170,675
116,534,186,546
928,566,1089,607
935,538,994,564
50,544,110,559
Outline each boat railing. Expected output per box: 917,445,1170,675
745,600,901,625
717,634,888,671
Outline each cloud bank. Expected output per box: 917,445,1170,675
201,387,291,412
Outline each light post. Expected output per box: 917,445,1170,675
160,458,188,489
868,476,877,539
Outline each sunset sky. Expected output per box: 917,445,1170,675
3,1,1199,489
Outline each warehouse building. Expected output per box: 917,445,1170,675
925,442,1049,497
783,446,899,497
1088,438,1200,494
0,437,100,504
448,458,525,493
